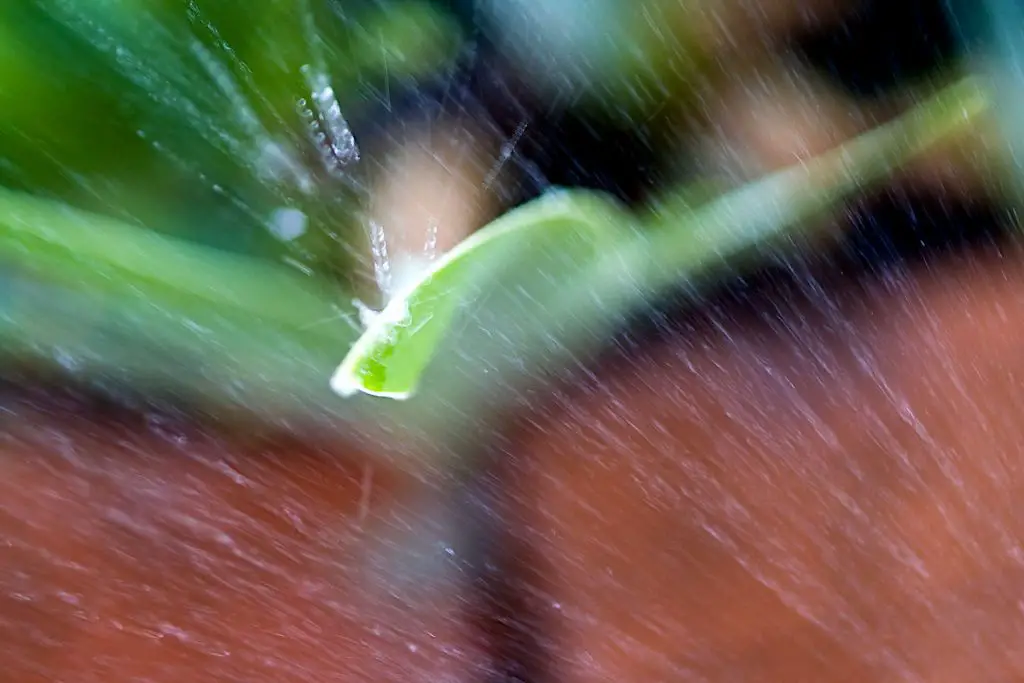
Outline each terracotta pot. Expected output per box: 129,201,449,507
0,388,482,683
491,217,1024,681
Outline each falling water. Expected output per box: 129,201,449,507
6,2,1024,682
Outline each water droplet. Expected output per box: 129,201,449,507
268,207,308,241
368,219,392,297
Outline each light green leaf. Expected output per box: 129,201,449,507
333,75,990,402
331,190,627,399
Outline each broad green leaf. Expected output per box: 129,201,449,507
0,187,365,430
333,75,990,402
0,188,348,337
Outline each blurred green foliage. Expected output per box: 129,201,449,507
0,0,462,279
0,0,464,422
481,0,710,123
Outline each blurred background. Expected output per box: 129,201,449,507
4,2,1024,681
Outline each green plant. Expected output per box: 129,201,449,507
0,3,1008,443
0,0,465,432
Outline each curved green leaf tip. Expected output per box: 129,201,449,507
329,190,624,400
331,75,990,402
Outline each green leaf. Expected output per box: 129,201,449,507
0,187,367,429
332,75,989,403
0,187,347,337
330,190,627,399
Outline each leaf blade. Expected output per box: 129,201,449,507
331,190,627,399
